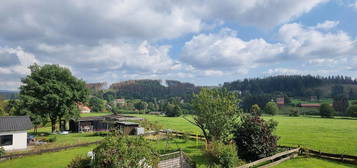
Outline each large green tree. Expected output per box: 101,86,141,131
264,102,279,115
19,64,89,132
332,96,349,115
89,97,106,112
185,88,240,143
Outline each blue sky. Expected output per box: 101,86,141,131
0,0,357,90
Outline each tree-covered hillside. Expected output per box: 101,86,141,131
223,75,357,98
106,79,199,101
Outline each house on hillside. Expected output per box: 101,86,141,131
0,116,33,151
276,97,285,106
78,104,91,113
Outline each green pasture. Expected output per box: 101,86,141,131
273,156,357,168
132,114,357,156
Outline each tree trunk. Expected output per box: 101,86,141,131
51,118,57,133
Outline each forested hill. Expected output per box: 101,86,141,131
223,75,357,98
0,90,18,99
103,79,199,101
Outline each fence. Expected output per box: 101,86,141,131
302,148,357,164
237,148,300,168
159,150,196,168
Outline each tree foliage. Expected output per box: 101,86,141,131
347,105,357,117
250,104,261,116
206,141,240,168
185,88,240,143
332,96,349,115
18,64,89,132
89,97,106,112
264,102,278,115
233,115,279,161
92,136,159,168
320,103,334,118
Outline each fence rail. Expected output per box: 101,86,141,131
303,148,357,164
237,148,300,168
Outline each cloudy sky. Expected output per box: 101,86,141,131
1,0,357,90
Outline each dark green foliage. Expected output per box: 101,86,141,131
110,80,199,101
351,101,357,105
332,96,349,115
320,103,334,118
233,115,278,161
241,94,272,112
206,141,240,168
347,105,357,117
289,108,299,117
67,156,91,168
134,101,148,111
331,85,345,98
89,97,106,112
165,103,181,117
224,75,356,98
250,104,261,116
264,102,279,115
18,64,89,132
92,136,159,168
187,88,241,143
103,91,116,102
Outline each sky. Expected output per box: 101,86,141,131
1,0,357,90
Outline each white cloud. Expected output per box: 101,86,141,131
0,47,39,90
265,68,302,76
279,22,357,59
181,28,284,71
349,1,357,9
314,20,339,30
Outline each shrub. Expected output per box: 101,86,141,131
206,141,240,168
250,104,261,116
264,102,278,115
320,103,334,118
48,136,57,142
92,136,159,168
67,156,91,168
347,105,357,117
233,115,279,161
0,147,5,157
289,108,299,117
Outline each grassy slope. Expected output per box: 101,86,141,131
273,156,357,168
132,114,357,155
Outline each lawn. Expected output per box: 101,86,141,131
131,114,357,156
273,156,357,168
0,145,96,168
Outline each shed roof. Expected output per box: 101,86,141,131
0,116,33,132
77,116,106,121
116,121,139,126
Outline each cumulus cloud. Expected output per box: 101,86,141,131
181,28,284,71
349,1,357,9
265,68,302,76
314,20,339,30
279,22,357,59
0,47,38,90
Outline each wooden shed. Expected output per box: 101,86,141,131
115,122,139,135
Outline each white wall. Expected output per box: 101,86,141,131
0,131,27,151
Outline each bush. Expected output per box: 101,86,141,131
233,115,279,161
206,141,240,168
250,104,261,116
264,102,278,115
320,103,334,118
92,136,159,168
67,155,91,168
347,105,357,117
48,136,57,142
0,147,5,157
289,108,299,117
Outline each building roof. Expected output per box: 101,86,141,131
77,116,106,121
299,104,321,107
116,121,139,126
0,116,33,132
75,115,144,122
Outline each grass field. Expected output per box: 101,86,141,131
273,156,357,168
132,114,357,156
0,145,96,168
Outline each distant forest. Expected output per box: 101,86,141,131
223,75,357,98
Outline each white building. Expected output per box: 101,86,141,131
0,116,33,151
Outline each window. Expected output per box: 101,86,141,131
0,135,13,146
